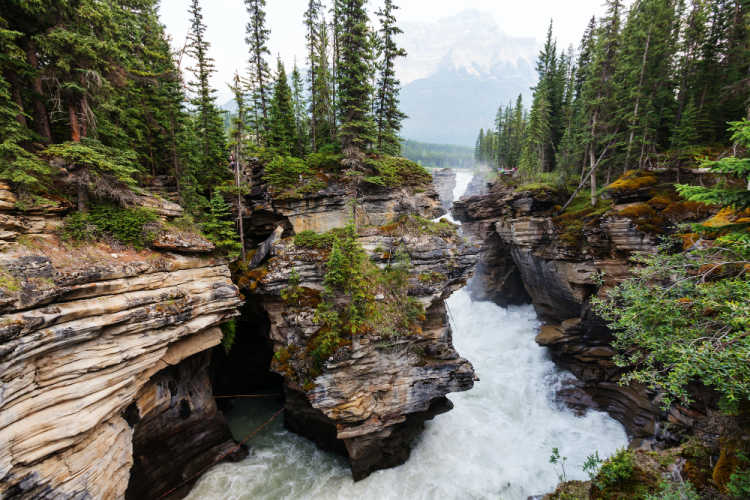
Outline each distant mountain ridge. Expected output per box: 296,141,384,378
398,10,537,146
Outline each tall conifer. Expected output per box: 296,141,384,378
244,0,272,143
374,0,407,155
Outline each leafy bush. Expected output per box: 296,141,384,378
263,155,312,189
595,448,634,490
62,204,158,249
643,481,700,500
583,451,603,480
293,230,337,249
363,156,431,188
593,240,750,409
728,453,750,499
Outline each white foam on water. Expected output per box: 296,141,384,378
437,169,474,224
186,289,627,500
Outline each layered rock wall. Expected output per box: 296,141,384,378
0,195,242,498
238,162,480,479
453,177,716,441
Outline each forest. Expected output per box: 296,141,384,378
0,0,411,257
401,139,475,169
474,0,748,193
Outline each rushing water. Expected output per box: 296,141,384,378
187,170,628,500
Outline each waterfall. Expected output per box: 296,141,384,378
187,169,628,500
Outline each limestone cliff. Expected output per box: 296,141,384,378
432,168,456,213
237,158,480,480
0,185,243,499
453,171,718,442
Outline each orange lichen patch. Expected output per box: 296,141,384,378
702,207,736,228
236,267,268,290
617,203,654,218
606,170,659,193
617,202,667,234
662,200,713,221
713,446,740,493
378,222,400,235
679,233,699,250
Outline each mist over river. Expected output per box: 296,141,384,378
186,170,628,500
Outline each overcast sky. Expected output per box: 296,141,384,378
158,0,617,102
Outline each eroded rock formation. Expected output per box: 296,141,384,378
238,160,480,480
432,168,456,213
453,173,718,442
0,189,243,499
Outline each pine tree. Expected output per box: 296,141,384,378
202,188,242,257
228,72,247,259
268,58,296,155
336,0,376,157
0,15,51,193
186,0,227,194
374,0,408,156
291,62,308,157
305,0,323,151
244,0,272,143
314,17,336,147
582,0,623,205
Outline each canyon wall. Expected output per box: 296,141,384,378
0,185,243,499
453,173,718,442
237,161,480,480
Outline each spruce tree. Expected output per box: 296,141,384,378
244,0,272,143
305,0,323,151
203,188,242,257
291,62,309,157
374,0,408,156
335,0,376,157
0,16,51,193
314,17,336,147
228,72,247,259
268,58,296,155
186,0,227,194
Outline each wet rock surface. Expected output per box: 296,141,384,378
236,159,480,480
453,175,717,442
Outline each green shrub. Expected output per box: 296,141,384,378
263,155,312,189
595,448,634,490
643,481,700,500
363,156,431,188
62,204,158,249
305,151,342,171
593,242,750,409
293,230,337,249
728,453,750,499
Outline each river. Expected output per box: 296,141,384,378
186,169,628,500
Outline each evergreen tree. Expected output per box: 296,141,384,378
228,72,247,259
244,0,272,143
186,0,227,194
305,0,323,151
202,188,242,257
0,15,51,193
374,0,408,156
314,17,336,146
335,0,376,156
291,62,308,157
268,58,296,155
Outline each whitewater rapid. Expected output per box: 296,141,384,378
186,169,628,500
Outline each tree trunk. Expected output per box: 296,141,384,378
26,41,52,142
69,103,81,142
589,109,599,207
235,141,246,261
624,28,651,171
